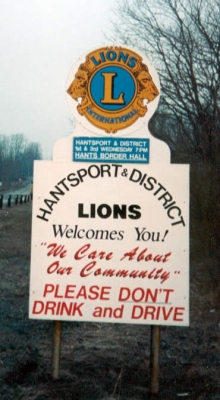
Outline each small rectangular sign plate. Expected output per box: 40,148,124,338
73,137,149,163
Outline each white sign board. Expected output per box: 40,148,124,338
29,161,189,326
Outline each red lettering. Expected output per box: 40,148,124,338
132,288,145,302
154,255,163,262
161,271,170,283
94,268,102,276
43,284,54,297
47,243,67,258
54,285,63,298
75,244,113,261
45,301,56,315
120,247,139,261
119,287,130,301
144,306,156,319
162,306,173,320
47,261,73,275
131,305,144,319
65,285,76,298
148,268,156,278
163,252,172,262
163,289,174,303
137,248,147,261
88,251,98,259
173,307,184,321
75,244,91,260
88,285,100,300
32,301,44,314
72,302,84,316
100,286,111,300
95,251,105,259
47,260,59,273
47,243,57,256
121,247,172,263
76,285,87,299
106,252,113,260
130,270,139,278
80,261,97,277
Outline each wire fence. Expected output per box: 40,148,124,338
0,193,32,208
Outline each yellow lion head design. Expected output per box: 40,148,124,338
67,66,90,115
134,66,159,116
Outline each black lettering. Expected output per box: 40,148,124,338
128,204,141,219
129,168,142,183
44,198,57,211
78,203,89,218
67,173,80,187
112,164,122,177
154,183,166,196
37,208,51,222
94,230,109,240
97,204,111,218
91,204,96,218
57,178,70,191
118,230,124,240
109,230,117,240
100,164,111,177
88,165,100,178
52,224,69,237
144,176,157,191
49,185,66,201
77,168,87,182
158,191,173,207
113,204,126,219
134,227,146,241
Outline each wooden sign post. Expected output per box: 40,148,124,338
29,46,189,393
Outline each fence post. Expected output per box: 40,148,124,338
15,195,18,205
7,195,11,207
20,195,23,204
0,195,3,208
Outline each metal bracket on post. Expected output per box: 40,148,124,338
150,325,161,395
52,320,62,379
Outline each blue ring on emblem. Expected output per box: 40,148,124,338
89,65,136,112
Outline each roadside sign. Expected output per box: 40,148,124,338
29,161,189,326
29,45,189,328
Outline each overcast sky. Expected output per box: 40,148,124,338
0,0,117,159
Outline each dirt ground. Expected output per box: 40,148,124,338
0,203,219,399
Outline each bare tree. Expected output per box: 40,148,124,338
0,135,9,187
0,134,42,189
23,142,42,177
110,0,220,165
8,134,27,181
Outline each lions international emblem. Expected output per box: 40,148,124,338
67,46,159,133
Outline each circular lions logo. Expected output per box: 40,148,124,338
67,46,159,133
